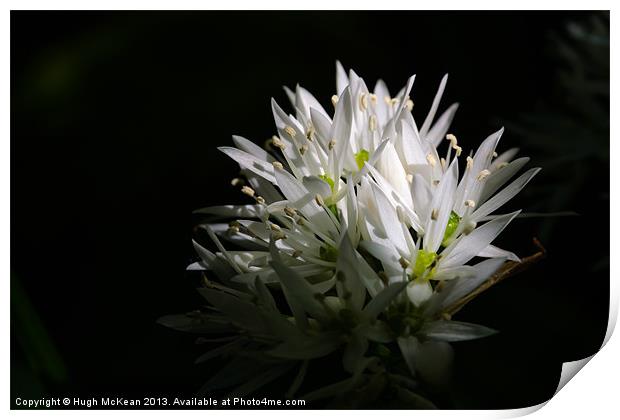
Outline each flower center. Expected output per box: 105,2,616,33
413,249,437,279
319,244,339,262
318,174,335,192
442,211,461,246
354,149,370,170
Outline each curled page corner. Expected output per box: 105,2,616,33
554,356,595,395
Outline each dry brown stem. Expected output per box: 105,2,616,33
444,238,547,317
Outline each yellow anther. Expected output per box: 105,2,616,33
399,257,410,269
284,206,297,217
331,95,339,107
369,115,377,131
255,196,265,205
477,169,491,181
406,98,414,111
426,153,437,167
369,93,377,105
466,156,474,169
315,194,325,206
464,199,476,208
272,161,284,170
299,144,308,155
284,126,297,137
241,186,255,197
431,209,439,220
271,136,286,150
328,139,336,150
231,177,244,187
359,93,368,110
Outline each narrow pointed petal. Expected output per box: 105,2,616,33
427,103,459,147
472,167,540,220
420,320,497,342
424,158,458,252
232,135,276,163
336,60,349,95
218,146,275,183
363,281,408,321
440,211,520,268
420,74,448,137
477,245,520,262
423,258,506,316
479,157,530,203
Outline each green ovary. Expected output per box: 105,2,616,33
319,245,339,262
441,211,461,246
354,149,370,170
318,174,335,192
413,249,437,279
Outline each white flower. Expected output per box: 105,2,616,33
358,128,539,306
172,62,542,399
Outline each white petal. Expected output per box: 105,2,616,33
471,167,540,221
359,240,402,276
370,181,409,258
411,173,432,222
491,147,520,170
218,146,275,183
397,119,426,166
477,244,520,262
232,135,275,163
424,258,506,316
244,171,283,203
397,336,420,375
375,142,414,208
407,281,433,307
336,60,349,95
296,85,329,121
419,74,448,137
479,157,531,203
373,79,391,128
424,158,458,252
420,321,497,342
193,204,261,218
440,211,520,268
426,103,459,148
302,176,332,198
274,166,335,234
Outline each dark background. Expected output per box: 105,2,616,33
11,11,609,409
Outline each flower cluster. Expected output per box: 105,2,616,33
161,62,539,405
